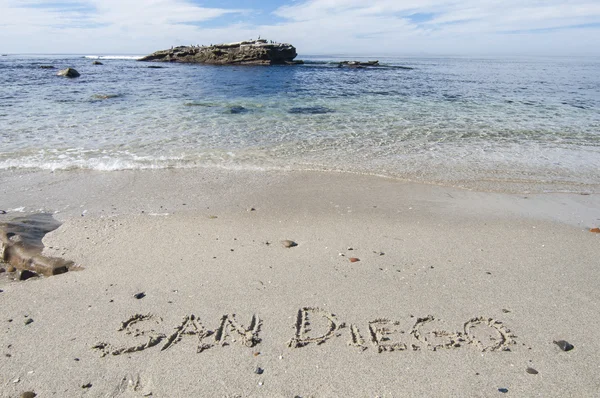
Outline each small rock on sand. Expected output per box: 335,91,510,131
590,228,600,233
526,367,538,375
134,292,146,299
349,257,360,263
25,318,34,325
554,340,574,351
21,392,36,398
281,240,297,248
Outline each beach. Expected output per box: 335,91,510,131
1,168,599,397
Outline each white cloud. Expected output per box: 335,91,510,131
0,0,598,55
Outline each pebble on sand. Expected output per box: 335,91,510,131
349,257,360,263
134,292,146,299
21,392,36,398
554,340,574,351
498,388,509,393
590,228,600,233
526,367,539,375
24,318,34,325
281,240,297,248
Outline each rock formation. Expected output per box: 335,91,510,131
0,214,73,277
139,39,302,66
338,60,379,68
57,68,80,77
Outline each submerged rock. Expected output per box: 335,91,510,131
92,60,103,65
57,68,80,78
91,94,121,101
339,60,379,68
139,39,301,66
39,65,55,69
289,106,335,115
228,106,248,114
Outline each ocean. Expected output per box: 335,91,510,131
1,54,599,192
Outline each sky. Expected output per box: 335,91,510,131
1,0,599,56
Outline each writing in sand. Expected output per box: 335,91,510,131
93,307,516,357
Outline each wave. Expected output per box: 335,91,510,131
84,55,142,60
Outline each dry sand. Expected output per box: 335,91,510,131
1,168,600,397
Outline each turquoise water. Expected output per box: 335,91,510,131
1,54,599,191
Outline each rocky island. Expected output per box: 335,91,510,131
139,39,302,66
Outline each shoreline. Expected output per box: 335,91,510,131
1,168,599,396
1,168,599,226
1,163,599,196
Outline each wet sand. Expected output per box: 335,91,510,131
1,168,599,397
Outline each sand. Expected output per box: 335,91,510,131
1,168,599,397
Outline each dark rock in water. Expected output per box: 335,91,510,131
134,292,146,299
339,60,379,68
92,60,103,65
39,65,55,69
0,213,73,276
0,210,6,214
139,39,299,66
91,94,120,101
19,270,38,281
228,106,248,114
57,68,80,78
554,340,574,351
1,54,7,57
147,65,165,69
289,106,334,115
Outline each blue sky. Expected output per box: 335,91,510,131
1,0,599,55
